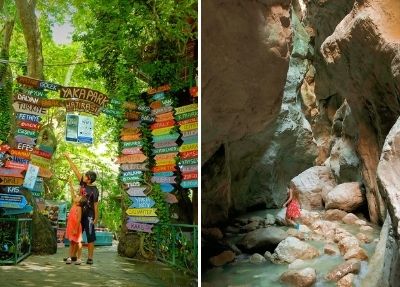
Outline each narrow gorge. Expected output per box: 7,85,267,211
202,0,400,286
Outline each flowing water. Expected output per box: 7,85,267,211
202,209,381,287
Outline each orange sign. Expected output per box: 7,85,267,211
40,99,65,108
121,134,142,142
18,121,40,131
154,152,178,161
38,167,53,178
178,118,197,126
120,128,140,136
150,101,162,109
155,112,174,122
147,84,171,95
10,149,31,160
180,150,198,159
150,120,175,130
152,164,176,173
116,154,147,164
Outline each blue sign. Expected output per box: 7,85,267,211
181,180,198,189
1,186,22,194
160,183,174,193
152,92,165,100
181,135,198,144
130,197,155,208
2,205,33,215
153,172,174,177
0,194,27,209
121,170,143,177
15,113,41,123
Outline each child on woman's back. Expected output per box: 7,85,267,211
65,179,86,265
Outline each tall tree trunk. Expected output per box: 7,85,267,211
15,0,44,79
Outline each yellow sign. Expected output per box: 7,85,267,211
179,143,198,153
155,159,176,166
151,126,174,136
126,208,157,217
174,104,198,115
180,122,198,132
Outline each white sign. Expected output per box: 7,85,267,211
66,114,79,142
23,164,39,190
78,115,94,144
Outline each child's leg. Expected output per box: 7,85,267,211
77,242,82,259
69,241,75,257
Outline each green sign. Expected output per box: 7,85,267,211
153,146,179,155
122,140,143,148
175,110,198,121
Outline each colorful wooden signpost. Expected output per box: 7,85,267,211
123,121,141,129
179,143,198,153
1,186,22,194
154,152,178,161
153,146,179,155
14,135,36,145
153,141,177,149
122,140,143,148
18,121,40,131
180,122,198,132
121,170,143,177
0,194,27,209
150,120,175,130
5,161,28,170
2,205,33,215
60,86,109,107
124,182,142,188
121,175,143,183
181,164,198,173
126,221,153,233
175,110,198,121
147,84,170,95
174,103,198,115
30,154,50,168
152,133,180,143
126,208,157,216
65,100,101,115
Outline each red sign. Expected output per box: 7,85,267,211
182,172,198,180
189,86,198,97
18,121,41,131
5,161,28,170
180,150,198,159
150,120,175,130
33,149,52,159
152,165,176,173
0,168,24,178
0,145,10,152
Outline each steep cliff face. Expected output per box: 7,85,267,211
202,0,400,227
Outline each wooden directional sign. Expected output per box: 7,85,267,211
39,99,65,108
181,164,198,173
152,164,176,173
16,76,40,89
16,128,38,138
151,106,173,116
155,159,176,166
23,88,47,98
36,144,54,154
175,110,198,121
137,105,151,113
30,154,50,168
178,117,197,126
11,156,29,165
0,168,24,178
153,146,179,155
140,114,155,123
116,154,147,164
32,149,52,159
130,197,155,208
15,135,36,145
150,120,175,130
126,208,157,217
125,182,142,188
182,129,198,138
18,121,40,131
14,92,40,105
126,187,147,197
121,175,143,183
127,216,159,224
181,158,198,165
122,170,143,177
5,161,27,170
153,141,178,149
160,183,174,193
126,221,153,233
151,176,176,184
16,113,41,123
38,167,53,178
180,150,198,159
120,163,147,171
155,112,174,122
39,80,60,91
121,134,142,142
65,99,101,115
147,84,170,95
152,133,180,143
102,107,123,118
180,122,198,132
181,135,197,144
150,100,162,109
125,111,141,121
0,194,27,208
10,149,31,160
0,144,10,152
60,86,109,107
120,128,140,136
122,101,137,110
164,193,178,204
181,180,198,188
1,186,22,194
2,205,33,215
154,152,178,162
182,172,198,180
123,121,141,129
152,126,174,136
179,143,198,153
175,104,198,115
13,101,47,116
122,140,143,148
152,92,165,101
154,172,174,177
121,147,142,155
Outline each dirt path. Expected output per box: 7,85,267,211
0,244,196,287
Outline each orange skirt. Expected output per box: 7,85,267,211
286,199,301,220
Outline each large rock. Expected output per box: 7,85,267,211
342,213,359,225
343,247,368,261
326,259,361,281
325,182,364,212
274,237,320,263
338,236,360,255
324,209,348,221
337,273,355,287
238,227,288,252
291,166,337,210
250,253,266,264
329,136,360,183
209,250,235,267
280,267,317,287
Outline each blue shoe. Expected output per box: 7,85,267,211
295,223,300,230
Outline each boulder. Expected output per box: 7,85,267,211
334,228,352,243
276,208,287,225
241,221,259,232
287,228,306,241
203,227,224,240
326,259,361,281
280,267,317,287
354,219,367,226
291,166,337,210
329,137,360,183
337,273,355,287
343,247,368,261
311,220,338,239
274,237,320,263
238,227,288,251
209,250,236,267
289,259,306,269
299,210,321,226
325,182,364,212
225,226,240,234
265,214,276,225
356,233,372,244
324,209,348,221
324,244,339,255
250,253,266,264
360,225,374,233
342,213,359,224
249,216,264,222
338,236,360,255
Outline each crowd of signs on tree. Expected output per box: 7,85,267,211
117,84,198,234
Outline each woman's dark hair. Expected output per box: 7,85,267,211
85,171,97,183
79,196,88,207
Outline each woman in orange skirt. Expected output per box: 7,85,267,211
283,186,301,229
